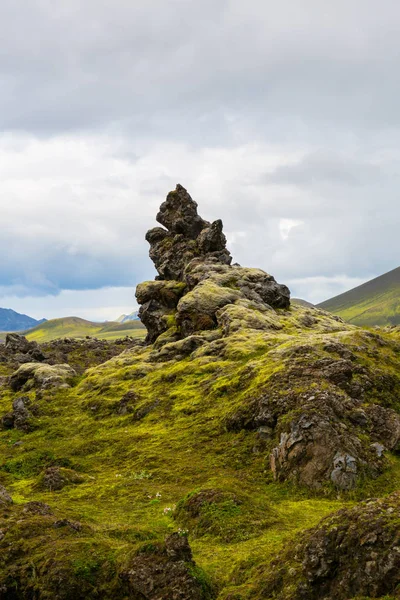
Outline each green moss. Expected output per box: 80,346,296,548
0,304,399,596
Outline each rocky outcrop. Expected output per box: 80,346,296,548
136,185,290,344
226,340,400,490
259,492,400,599
120,532,215,599
4,333,45,363
0,334,141,373
1,396,37,432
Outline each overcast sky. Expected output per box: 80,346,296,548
1,0,399,321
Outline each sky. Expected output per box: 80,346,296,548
1,0,400,321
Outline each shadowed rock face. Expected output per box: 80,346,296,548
137,184,290,343
146,184,232,281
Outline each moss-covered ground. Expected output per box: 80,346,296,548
0,305,399,598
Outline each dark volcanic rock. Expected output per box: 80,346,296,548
1,395,37,432
259,492,400,599
120,532,214,599
40,466,84,491
226,343,400,489
136,184,290,344
0,485,12,507
5,333,46,363
23,501,53,516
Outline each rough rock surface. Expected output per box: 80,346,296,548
1,395,37,431
3,333,45,363
0,485,12,507
10,362,77,391
0,334,141,373
120,532,214,599
136,184,290,344
39,466,84,491
226,340,400,489
259,492,400,599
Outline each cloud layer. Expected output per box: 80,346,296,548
1,1,399,318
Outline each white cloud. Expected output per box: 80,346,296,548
279,219,304,241
1,1,400,317
288,275,370,304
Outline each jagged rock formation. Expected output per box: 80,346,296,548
136,184,290,343
259,492,400,599
0,186,400,599
226,337,400,489
4,333,45,363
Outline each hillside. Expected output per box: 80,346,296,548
23,316,146,342
318,266,400,326
0,186,399,599
0,308,46,332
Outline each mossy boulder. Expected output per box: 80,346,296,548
37,466,85,491
10,362,76,391
120,532,215,599
174,489,277,543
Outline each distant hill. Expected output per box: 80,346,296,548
115,310,140,323
292,298,315,308
23,316,146,343
0,308,46,332
318,266,400,326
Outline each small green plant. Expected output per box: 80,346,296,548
133,470,152,480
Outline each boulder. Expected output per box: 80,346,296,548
120,532,214,599
1,396,35,432
39,467,85,491
10,362,76,391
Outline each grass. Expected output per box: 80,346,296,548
0,304,399,597
318,265,400,326
14,316,146,342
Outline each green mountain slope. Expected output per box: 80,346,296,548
318,266,400,326
23,316,146,342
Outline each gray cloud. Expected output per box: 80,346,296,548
0,1,399,314
2,0,400,138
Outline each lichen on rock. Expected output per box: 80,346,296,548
136,184,290,344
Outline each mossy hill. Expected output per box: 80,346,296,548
318,266,400,326
19,316,146,343
0,186,399,599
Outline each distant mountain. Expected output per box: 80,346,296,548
318,266,400,326
0,308,46,332
292,298,315,308
23,316,145,343
115,310,140,323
